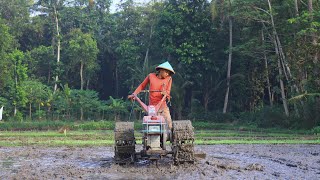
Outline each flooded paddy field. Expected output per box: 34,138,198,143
0,144,319,179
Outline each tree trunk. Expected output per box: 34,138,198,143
269,2,301,115
308,0,313,12
86,79,90,90
277,58,289,116
14,106,17,117
262,30,273,106
48,64,51,84
294,0,299,16
143,48,149,74
38,103,41,120
80,107,83,121
308,0,318,64
14,60,18,117
115,65,119,96
223,16,233,114
143,26,153,76
29,103,32,120
259,0,300,95
80,61,84,90
204,90,209,113
80,60,84,121
53,5,61,93
268,0,289,116
276,35,292,82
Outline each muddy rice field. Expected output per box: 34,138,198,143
0,144,319,179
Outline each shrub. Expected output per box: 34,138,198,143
188,110,236,123
239,106,289,128
312,126,320,135
299,99,320,129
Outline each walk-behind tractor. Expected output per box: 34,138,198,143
114,93,195,165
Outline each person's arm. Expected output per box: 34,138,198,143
128,75,150,99
133,75,150,95
165,77,172,101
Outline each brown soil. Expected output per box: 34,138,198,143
0,144,319,179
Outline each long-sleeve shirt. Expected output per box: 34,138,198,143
133,73,172,109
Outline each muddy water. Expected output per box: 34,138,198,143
0,145,319,179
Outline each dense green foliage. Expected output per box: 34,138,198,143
0,0,319,129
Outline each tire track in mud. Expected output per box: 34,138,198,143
202,144,320,179
0,145,319,179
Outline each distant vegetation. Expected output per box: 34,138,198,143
0,0,319,129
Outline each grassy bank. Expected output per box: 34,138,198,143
0,120,312,134
0,120,318,147
0,129,319,147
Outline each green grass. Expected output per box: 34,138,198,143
0,129,319,147
195,139,320,144
0,120,313,134
0,120,318,147
0,130,114,146
194,130,310,138
0,121,115,131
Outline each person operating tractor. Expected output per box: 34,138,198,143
128,61,174,130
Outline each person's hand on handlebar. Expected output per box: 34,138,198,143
127,94,136,100
161,91,167,96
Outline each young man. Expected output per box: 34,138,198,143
128,61,174,130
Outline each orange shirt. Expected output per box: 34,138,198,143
133,73,172,109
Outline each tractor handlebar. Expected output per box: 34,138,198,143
132,93,167,115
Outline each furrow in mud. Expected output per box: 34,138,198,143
0,145,320,179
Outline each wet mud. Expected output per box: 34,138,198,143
0,144,319,179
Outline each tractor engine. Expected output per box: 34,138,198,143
143,105,167,152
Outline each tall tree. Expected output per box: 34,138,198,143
309,0,319,64
267,0,289,116
294,0,299,16
222,0,233,114
35,0,65,92
7,50,28,118
28,46,55,83
113,0,146,96
65,28,99,90
211,0,234,113
157,0,218,114
0,0,31,38
0,19,15,93
23,80,51,119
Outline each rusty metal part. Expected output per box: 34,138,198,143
114,122,136,164
172,120,195,164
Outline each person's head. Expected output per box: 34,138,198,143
158,68,172,79
156,61,175,78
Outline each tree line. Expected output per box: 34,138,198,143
0,0,319,129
